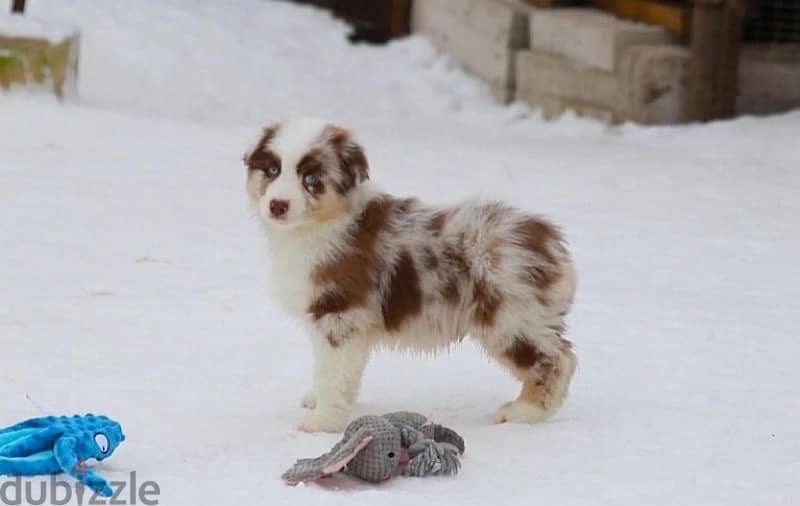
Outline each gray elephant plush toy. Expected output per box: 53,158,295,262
282,412,465,484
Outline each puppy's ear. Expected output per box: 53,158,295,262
326,126,369,187
244,125,279,166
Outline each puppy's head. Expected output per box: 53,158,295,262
244,118,369,229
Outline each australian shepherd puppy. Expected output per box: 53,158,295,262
244,118,577,433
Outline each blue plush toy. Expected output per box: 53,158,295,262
0,414,125,497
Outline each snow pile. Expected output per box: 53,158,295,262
0,13,77,43
1,1,799,505
22,0,520,134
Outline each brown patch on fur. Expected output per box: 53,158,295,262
325,126,369,194
518,380,549,409
441,245,468,274
308,196,395,319
247,150,281,173
505,337,550,369
245,129,281,201
441,278,460,305
438,242,468,307
514,218,564,305
472,279,503,327
505,337,571,412
381,250,423,331
428,211,448,236
395,198,415,214
513,343,563,410
245,126,279,169
422,247,438,270
308,291,352,320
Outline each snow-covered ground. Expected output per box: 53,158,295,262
2,1,799,504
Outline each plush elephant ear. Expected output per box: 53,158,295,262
281,427,374,484
322,429,374,475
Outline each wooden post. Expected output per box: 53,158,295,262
388,0,411,39
685,0,746,121
11,0,26,13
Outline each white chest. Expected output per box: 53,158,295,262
268,247,316,318
264,224,348,320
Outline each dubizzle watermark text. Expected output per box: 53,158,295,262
0,472,159,505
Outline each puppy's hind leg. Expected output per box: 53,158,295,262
490,332,577,424
298,333,371,433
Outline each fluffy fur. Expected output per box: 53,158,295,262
244,118,578,433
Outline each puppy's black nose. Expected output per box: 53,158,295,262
269,199,289,219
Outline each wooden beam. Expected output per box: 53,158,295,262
592,0,690,35
12,0,26,14
685,0,745,121
388,0,411,38
523,0,574,6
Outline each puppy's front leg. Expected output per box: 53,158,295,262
300,336,322,410
299,333,370,433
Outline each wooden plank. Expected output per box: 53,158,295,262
12,0,27,14
0,32,80,97
737,44,800,115
531,8,673,72
521,0,573,6
388,0,411,38
592,0,690,34
685,1,720,120
685,0,745,121
412,0,532,102
716,0,744,117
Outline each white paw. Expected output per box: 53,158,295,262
494,400,551,424
298,411,349,433
300,392,317,410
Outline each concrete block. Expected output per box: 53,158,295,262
519,90,617,122
619,44,689,124
530,8,672,72
737,44,800,116
516,44,689,124
412,0,532,102
515,49,624,120
0,16,79,97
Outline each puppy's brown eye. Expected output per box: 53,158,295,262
266,166,280,177
303,173,319,186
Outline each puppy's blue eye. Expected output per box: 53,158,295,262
267,166,280,177
304,173,319,186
